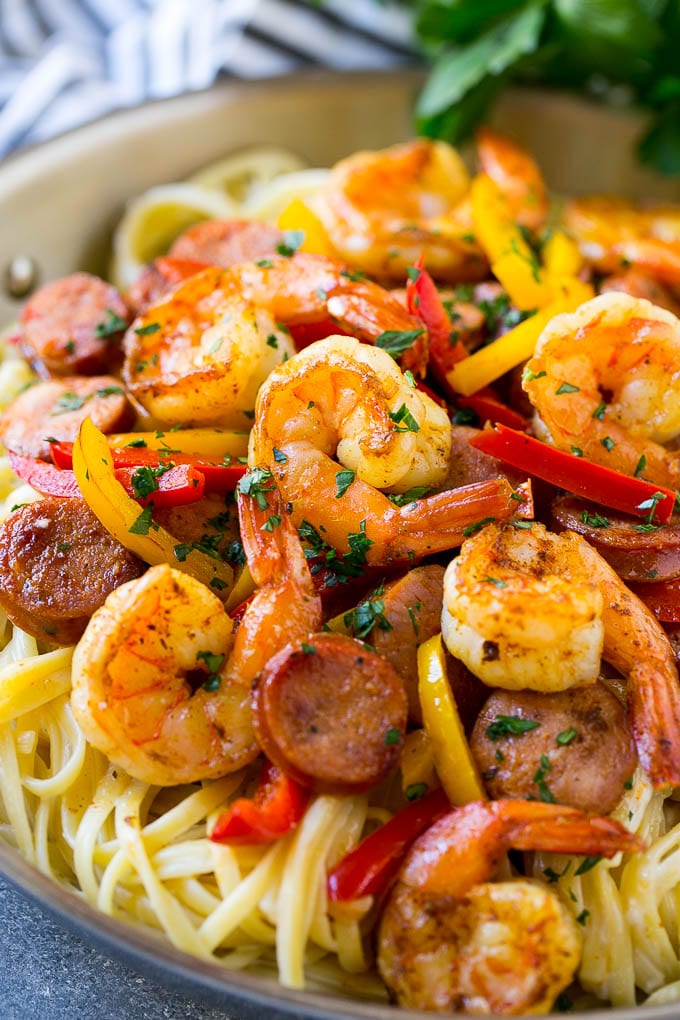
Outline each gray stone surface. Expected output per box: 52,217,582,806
0,876,234,1020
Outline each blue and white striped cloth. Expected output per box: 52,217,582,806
0,0,420,156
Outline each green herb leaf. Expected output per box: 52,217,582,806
388,403,420,433
95,308,128,337
375,329,424,358
335,469,356,499
486,715,540,740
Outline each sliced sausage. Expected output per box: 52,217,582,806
0,376,135,462
252,632,408,794
439,425,526,492
168,219,285,267
552,495,680,581
125,257,209,316
470,685,636,814
20,272,130,377
0,497,144,645
360,565,445,723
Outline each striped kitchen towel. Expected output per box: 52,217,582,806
0,0,420,157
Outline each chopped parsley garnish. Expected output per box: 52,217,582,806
375,328,424,358
238,466,275,510
51,391,85,414
266,333,279,349
484,575,507,588
255,259,274,268
523,367,547,382
134,322,161,336
637,490,667,526
533,753,556,803
335,469,355,499
592,401,607,421
556,381,580,394
272,447,288,463
387,486,432,507
600,436,616,451
556,727,578,746
581,510,610,528
298,518,373,586
384,727,402,746
574,855,602,876
570,446,583,457
128,505,157,535
125,438,147,448
344,585,393,640
130,463,172,500
261,514,281,532
462,516,496,538
301,642,316,655
388,403,420,433
576,909,590,926
405,782,429,801
94,308,128,337
452,406,479,426
486,715,540,740
634,454,647,478
276,229,304,257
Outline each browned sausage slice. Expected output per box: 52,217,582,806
470,685,636,814
252,632,408,794
168,219,285,267
552,495,680,581
0,376,135,462
20,272,130,376
353,565,444,723
0,498,144,645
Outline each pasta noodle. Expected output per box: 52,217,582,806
1,134,680,1015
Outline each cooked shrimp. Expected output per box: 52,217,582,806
522,292,680,488
377,799,642,1014
563,194,680,285
599,268,680,317
71,484,321,786
442,520,680,788
123,254,422,425
312,138,488,283
476,127,549,232
250,334,521,564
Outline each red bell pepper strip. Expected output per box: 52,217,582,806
8,452,81,498
457,389,529,431
50,442,247,492
470,424,675,525
114,463,205,508
406,256,466,385
210,760,310,845
10,451,207,508
629,578,680,623
326,786,451,902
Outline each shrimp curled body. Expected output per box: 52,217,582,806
314,139,487,283
523,292,680,488
377,799,642,1015
250,335,520,564
71,491,321,786
442,521,680,789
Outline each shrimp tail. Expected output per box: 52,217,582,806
383,477,521,561
402,799,643,898
628,658,680,789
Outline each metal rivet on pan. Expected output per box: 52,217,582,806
5,255,39,299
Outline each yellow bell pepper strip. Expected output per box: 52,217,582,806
225,564,255,613
72,417,234,593
276,198,335,257
446,281,593,396
471,174,554,310
417,634,486,805
542,229,583,278
400,729,437,799
105,427,249,460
